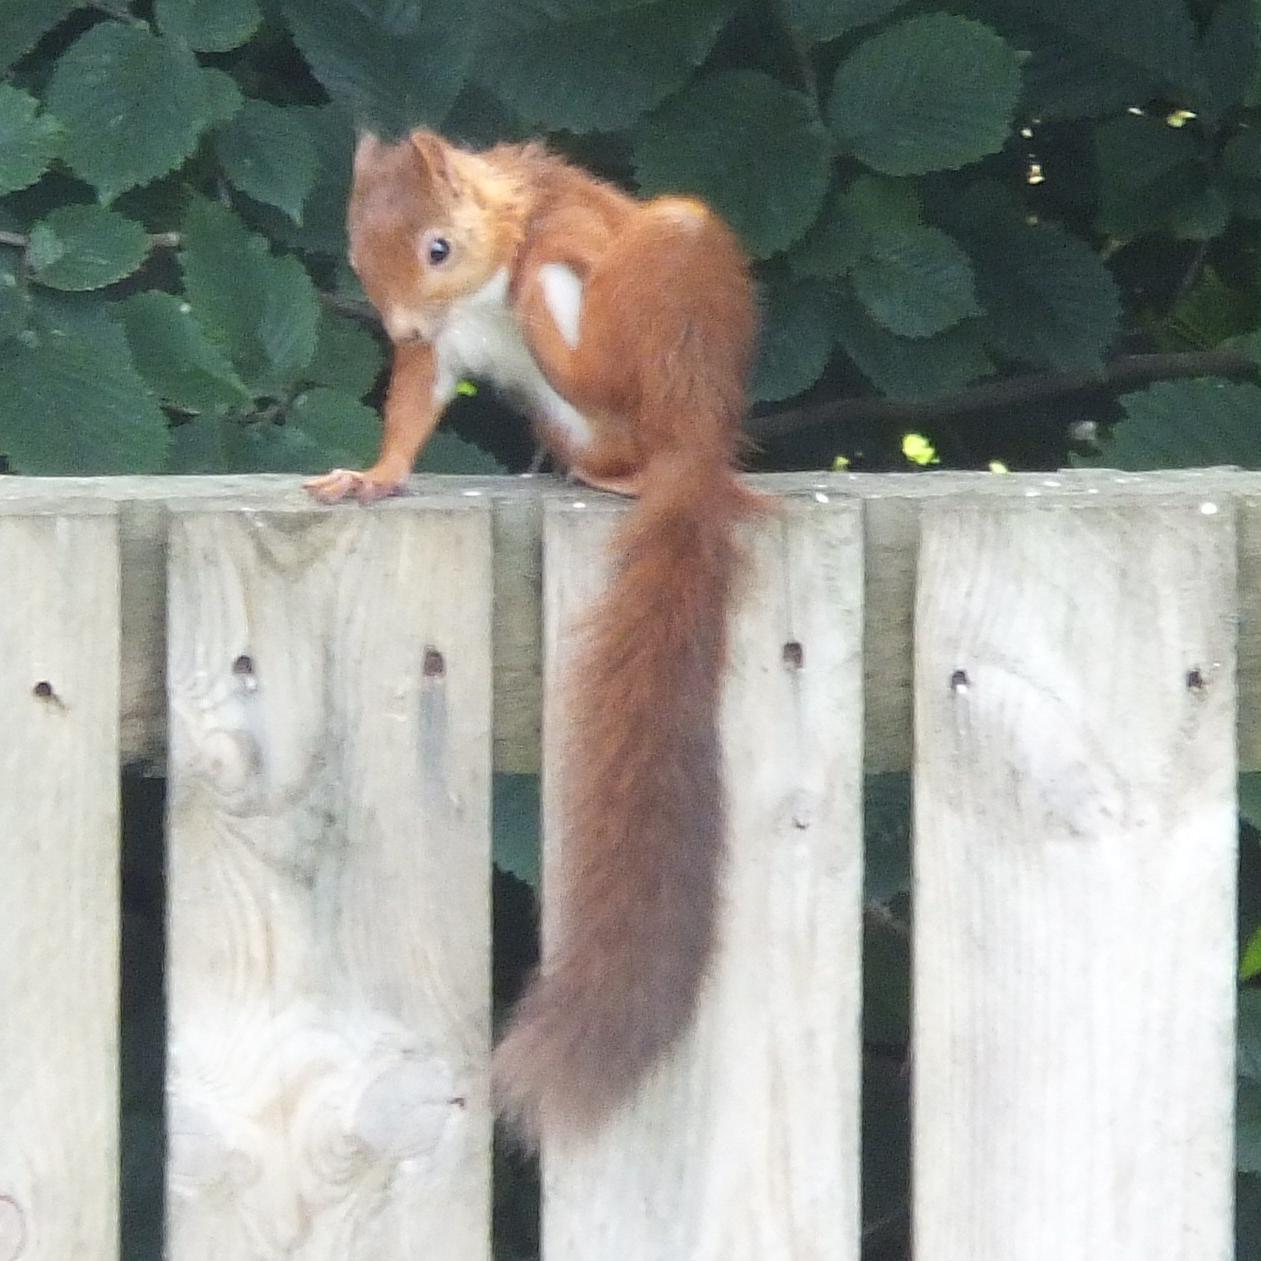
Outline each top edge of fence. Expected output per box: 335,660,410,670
1,467,1260,510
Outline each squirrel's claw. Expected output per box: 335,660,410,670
303,467,404,504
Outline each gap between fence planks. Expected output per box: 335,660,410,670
539,495,865,1261
4,467,1260,775
163,499,493,1259
913,499,1238,1261
0,501,121,1261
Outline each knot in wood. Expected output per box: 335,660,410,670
0,1195,27,1261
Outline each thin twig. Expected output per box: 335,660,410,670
746,349,1259,443
318,291,379,324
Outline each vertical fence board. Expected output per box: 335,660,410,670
0,505,121,1261
913,499,1237,1261
165,502,493,1259
539,494,864,1261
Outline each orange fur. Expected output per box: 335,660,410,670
306,131,760,1141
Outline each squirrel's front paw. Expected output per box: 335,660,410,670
303,466,405,504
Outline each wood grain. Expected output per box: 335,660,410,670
0,503,121,1261
539,492,864,1261
3,468,1256,774
164,500,493,1259
913,498,1238,1261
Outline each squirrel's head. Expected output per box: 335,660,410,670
347,130,524,343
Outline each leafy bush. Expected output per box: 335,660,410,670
2,0,1261,475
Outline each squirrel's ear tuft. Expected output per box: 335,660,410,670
353,131,384,175
409,129,456,188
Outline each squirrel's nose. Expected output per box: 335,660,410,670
384,308,428,344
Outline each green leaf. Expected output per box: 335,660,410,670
180,199,269,380
227,418,328,473
634,70,831,258
1243,989,1261,1078
166,415,232,473
1162,268,1256,352
1244,931,1261,983
111,291,251,413
1241,1081,1261,1175
842,173,922,229
1083,379,1261,469
214,99,317,224
1095,114,1205,239
851,220,980,339
791,176,919,281
282,0,475,134
306,311,385,399
0,84,63,197
475,0,734,133
155,0,261,52
257,255,320,390
417,429,509,475
0,333,169,473
45,23,213,202
1194,0,1259,124
1167,182,1231,242
0,257,28,341
781,0,908,41
1005,17,1158,120
1241,772,1261,828
181,197,317,390
828,14,1022,176
788,185,865,280
1223,130,1261,218
199,67,245,128
30,286,133,358
864,773,911,905
286,388,382,469
167,415,312,473
1003,0,1197,94
494,773,540,887
242,103,355,255
751,277,835,403
833,297,994,399
0,0,82,74
442,83,528,150
27,204,150,292
863,919,910,1044
1225,130,1261,183
1241,1175,1261,1261
965,212,1121,373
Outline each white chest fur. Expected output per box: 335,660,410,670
430,268,591,450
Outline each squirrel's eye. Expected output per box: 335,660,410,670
427,236,451,265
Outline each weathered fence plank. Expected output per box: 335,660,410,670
6,468,1258,774
539,492,864,1261
0,503,121,1261
165,500,493,1259
913,498,1238,1261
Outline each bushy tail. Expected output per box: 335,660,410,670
493,450,756,1143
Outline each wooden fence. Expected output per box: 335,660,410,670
0,469,1247,1260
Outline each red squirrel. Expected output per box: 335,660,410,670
306,130,760,1142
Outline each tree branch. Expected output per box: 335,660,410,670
318,291,379,324
747,349,1260,442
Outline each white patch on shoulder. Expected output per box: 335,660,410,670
430,267,592,450
537,263,583,348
